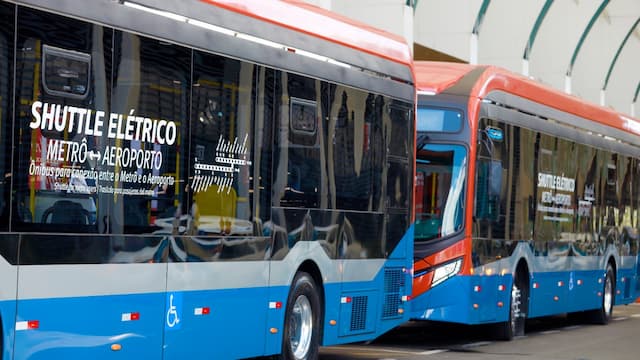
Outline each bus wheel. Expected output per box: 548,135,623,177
281,272,320,360
587,263,615,325
495,273,526,340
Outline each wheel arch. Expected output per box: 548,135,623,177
296,259,325,342
514,257,531,317
607,256,617,276
606,256,617,304
514,258,530,287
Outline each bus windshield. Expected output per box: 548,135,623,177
415,143,466,241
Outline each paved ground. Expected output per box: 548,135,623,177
321,303,640,360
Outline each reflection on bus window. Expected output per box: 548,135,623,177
14,8,102,233
187,51,256,237
415,144,466,241
42,45,91,99
279,73,322,208
417,107,462,133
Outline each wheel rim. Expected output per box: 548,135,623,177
510,283,522,334
603,273,613,315
289,294,313,359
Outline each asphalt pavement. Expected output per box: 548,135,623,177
321,303,640,360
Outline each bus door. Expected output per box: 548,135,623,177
162,57,270,359
163,253,269,359
161,190,270,359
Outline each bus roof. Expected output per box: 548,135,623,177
415,61,640,138
202,0,413,69
13,0,413,92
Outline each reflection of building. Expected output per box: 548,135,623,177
331,90,386,211
334,91,354,176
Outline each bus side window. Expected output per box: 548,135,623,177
474,124,504,222
475,159,502,222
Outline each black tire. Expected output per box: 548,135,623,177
280,272,321,360
495,272,527,340
586,263,615,325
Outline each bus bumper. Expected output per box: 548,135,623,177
410,274,512,325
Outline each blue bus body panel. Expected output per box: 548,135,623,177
0,300,17,360
2,227,413,359
411,267,639,325
9,288,281,360
323,225,413,346
410,275,511,325
5,277,410,359
13,293,165,360
162,287,269,359
322,267,411,346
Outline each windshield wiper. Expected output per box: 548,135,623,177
416,133,430,151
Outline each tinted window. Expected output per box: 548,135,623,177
104,34,189,235
388,104,410,157
0,2,14,231
14,7,111,232
417,107,462,132
275,73,324,208
471,118,639,266
190,51,258,234
387,161,409,209
329,85,378,211
42,45,91,99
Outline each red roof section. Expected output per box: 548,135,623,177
415,61,640,137
415,61,475,94
201,0,412,67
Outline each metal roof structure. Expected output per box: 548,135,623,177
415,0,640,117
306,0,640,117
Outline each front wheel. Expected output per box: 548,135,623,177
495,273,526,340
281,272,321,360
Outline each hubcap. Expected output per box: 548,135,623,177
603,273,613,315
289,295,313,359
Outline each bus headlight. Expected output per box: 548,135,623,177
431,258,463,287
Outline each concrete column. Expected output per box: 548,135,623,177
470,33,479,65
404,2,414,56
564,75,572,94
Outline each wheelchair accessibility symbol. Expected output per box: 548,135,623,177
165,293,182,330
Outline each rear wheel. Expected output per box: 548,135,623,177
281,272,321,360
587,264,615,325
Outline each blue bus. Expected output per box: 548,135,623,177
411,61,640,339
0,1,415,358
